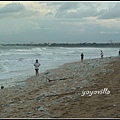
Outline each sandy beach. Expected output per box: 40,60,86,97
0,56,120,118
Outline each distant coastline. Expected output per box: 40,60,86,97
0,42,120,47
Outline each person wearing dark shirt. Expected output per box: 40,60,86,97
100,50,103,59
81,53,84,61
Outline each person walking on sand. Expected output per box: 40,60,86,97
81,53,84,61
34,59,41,76
100,50,103,59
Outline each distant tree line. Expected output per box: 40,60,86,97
1,42,120,47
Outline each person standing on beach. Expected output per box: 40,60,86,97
100,50,103,59
81,53,84,61
34,59,41,76
119,49,120,56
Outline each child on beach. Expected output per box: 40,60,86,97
34,59,41,76
100,50,103,59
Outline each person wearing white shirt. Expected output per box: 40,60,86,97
34,59,41,76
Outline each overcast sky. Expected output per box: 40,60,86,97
0,1,120,44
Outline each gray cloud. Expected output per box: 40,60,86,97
0,2,39,19
0,2,25,14
42,2,63,6
60,8,106,18
54,2,107,18
54,2,79,18
0,2,120,44
45,11,54,16
99,2,120,19
57,2,79,11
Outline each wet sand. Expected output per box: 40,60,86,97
0,56,120,118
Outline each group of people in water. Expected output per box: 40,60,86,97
34,49,120,76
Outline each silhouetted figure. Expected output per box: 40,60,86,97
119,49,120,56
1,86,4,89
100,50,103,59
81,53,84,61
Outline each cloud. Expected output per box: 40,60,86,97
99,2,120,19
0,2,43,19
100,31,120,34
54,2,107,18
64,8,106,18
0,2,120,44
57,2,78,11
0,2,25,14
45,11,54,16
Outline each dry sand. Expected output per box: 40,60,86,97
0,56,120,118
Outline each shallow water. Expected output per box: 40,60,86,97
0,45,119,87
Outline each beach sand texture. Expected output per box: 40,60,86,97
0,56,120,118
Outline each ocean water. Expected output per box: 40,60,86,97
0,45,119,88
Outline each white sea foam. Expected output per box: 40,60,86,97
0,46,119,88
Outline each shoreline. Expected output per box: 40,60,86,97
0,56,120,118
0,55,118,89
